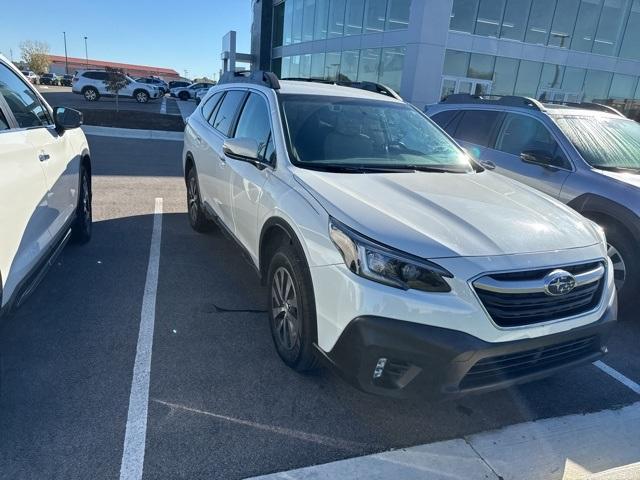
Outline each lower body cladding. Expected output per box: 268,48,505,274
315,304,615,399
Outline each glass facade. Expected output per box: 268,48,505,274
273,0,411,46
450,0,640,61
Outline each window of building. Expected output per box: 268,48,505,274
386,0,410,30
525,0,555,44
272,58,283,78
292,0,304,43
234,93,274,163
289,55,301,77
475,0,505,37
593,0,627,56
340,50,360,81
491,57,519,96
283,0,294,45
468,53,495,80
500,0,531,40
302,0,316,42
379,47,405,92
562,66,586,92
443,50,470,77
549,0,581,47
364,0,388,32
454,110,503,146
450,0,479,33
539,63,565,92
281,56,291,78
514,60,543,96
571,0,602,52
345,0,365,35
358,48,381,82
583,69,612,101
211,90,246,136
328,0,347,37
620,0,640,60
273,2,285,46
314,0,331,39
300,54,312,78
310,53,326,79
609,73,637,99
325,52,342,80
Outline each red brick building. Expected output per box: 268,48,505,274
48,55,181,80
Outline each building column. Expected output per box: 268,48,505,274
401,0,453,108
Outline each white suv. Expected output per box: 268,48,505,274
183,71,616,398
0,55,92,315
72,70,161,103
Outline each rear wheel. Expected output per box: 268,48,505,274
71,167,92,244
179,91,190,101
135,90,149,103
267,242,319,372
186,167,211,233
83,87,99,101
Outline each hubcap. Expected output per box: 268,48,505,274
271,267,299,351
607,243,626,291
188,175,199,223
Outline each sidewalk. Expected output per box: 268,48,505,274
249,402,640,480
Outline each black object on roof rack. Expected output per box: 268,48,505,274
281,77,402,100
218,70,281,90
441,93,544,111
544,101,625,117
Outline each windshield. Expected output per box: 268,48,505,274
279,95,472,173
555,115,640,171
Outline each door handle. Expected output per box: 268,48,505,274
479,160,496,170
39,152,50,162
219,155,226,167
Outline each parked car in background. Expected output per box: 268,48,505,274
60,74,73,87
39,73,60,86
182,71,616,399
427,95,639,311
72,69,161,103
136,76,169,95
168,80,190,90
21,70,39,84
195,86,212,105
171,82,214,101
0,54,92,316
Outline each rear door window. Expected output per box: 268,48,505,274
431,110,458,130
211,90,246,136
452,110,502,147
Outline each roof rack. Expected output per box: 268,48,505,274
281,77,402,100
218,70,281,90
543,101,625,117
441,94,545,111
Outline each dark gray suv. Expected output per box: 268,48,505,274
427,95,639,312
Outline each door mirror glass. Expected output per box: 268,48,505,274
53,106,83,131
223,137,260,161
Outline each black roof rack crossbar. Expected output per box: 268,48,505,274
441,93,544,111
280,77,402,100
218,70,281,90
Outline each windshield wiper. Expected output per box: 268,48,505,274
593,165,640,173
408,165,470,173
299,163,416,173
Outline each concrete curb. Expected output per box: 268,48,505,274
82,125,183,141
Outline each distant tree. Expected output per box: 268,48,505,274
19,40,51,74
193,76,215,83
105,66,128,112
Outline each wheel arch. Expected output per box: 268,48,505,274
259,217,309,286
568,193,640,244
184,151,195,185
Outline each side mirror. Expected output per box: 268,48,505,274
223,138,260,162
53,106,83,132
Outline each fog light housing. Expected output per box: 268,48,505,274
373,358,387,379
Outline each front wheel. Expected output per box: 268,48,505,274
605,225,639,313
267,243,319,372
186,167,212,233
71,167,92,244
83,87,99,101
135,90,149,103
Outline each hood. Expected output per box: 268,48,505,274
294,169,600,259
593,168,640,190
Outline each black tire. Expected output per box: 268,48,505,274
135,90,149,103
179,91,190,101
71,167,92,244
83,87,99,101
267,242,319,372
186,167,212,233
604,224,639,314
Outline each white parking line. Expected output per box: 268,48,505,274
119,197,163,480
160,97,166,114
594,360,640,395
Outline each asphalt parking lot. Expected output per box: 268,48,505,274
0,134,638,480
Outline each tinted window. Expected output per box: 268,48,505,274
495,113,568,168
211,90,246,136
201,91,223,121
431,110,458,130
234,93,273,163
453,110,502,146
84,71,107,80
0,107,9,130
0,63,51,128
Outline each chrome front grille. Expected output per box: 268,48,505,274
473,262,606,328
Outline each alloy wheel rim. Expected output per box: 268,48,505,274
271,267,300,351
82,174,91,230
607,243,626,291
188,176,199,223
137,92,147,102
86,90,96,100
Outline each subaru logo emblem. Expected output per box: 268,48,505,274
544,270,576,296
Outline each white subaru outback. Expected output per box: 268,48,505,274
183,71,616,398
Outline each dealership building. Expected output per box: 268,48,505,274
250,0,640,113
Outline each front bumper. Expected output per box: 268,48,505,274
316,299,616,399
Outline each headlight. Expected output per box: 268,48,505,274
329,218,452,292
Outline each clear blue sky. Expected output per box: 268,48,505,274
0,0,252,79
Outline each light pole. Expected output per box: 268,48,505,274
84,36,88,67
63,31,69,74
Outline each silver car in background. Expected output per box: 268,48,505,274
426,95,639,312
